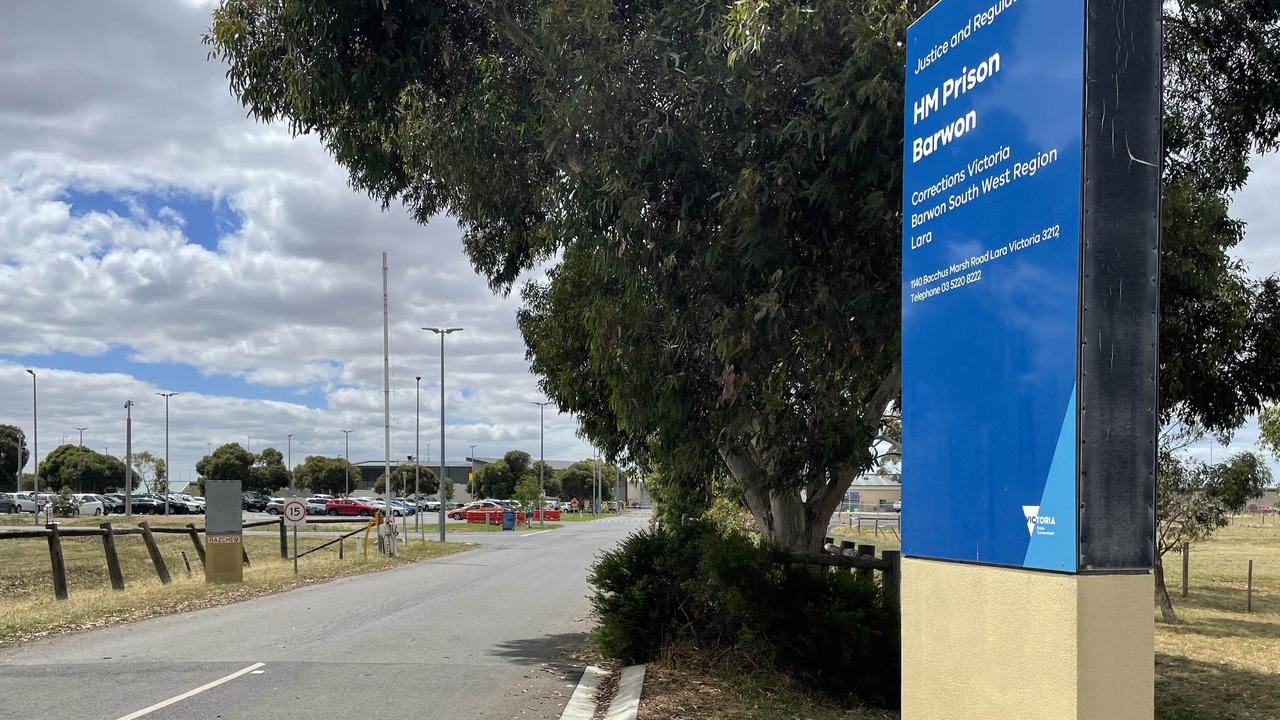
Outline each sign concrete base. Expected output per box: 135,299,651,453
205,534,243,584
901,558,1152,720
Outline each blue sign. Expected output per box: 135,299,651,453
901,0,1084,572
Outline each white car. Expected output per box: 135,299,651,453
72,494,105,517
7,493,39,513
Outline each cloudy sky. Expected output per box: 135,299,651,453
0,0,592,488
1,1,1277,489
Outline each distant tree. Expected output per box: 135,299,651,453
514,476,543,521
294,456,364,497
1156,446,1272,623
131,451,169,496
196,443,255,493
530,461,562,498
1257,407,1280,464
0,425,30,492
558,460,616,506
375,464,438,497
471,451,536,500
37,444,130,494
250,447,290,494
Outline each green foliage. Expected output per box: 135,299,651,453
1155,444,1273,622
37,444,130,494
590,522,898,706
557,460,615,505
294,455,364,496
374,464,437,497
0,425,30,492
130,451,168,496
206,0,1280,553
513,476,542,516
470,451,535,499
250,447,290,494
196,443,254,491
1259,407,1280,464
52,486,78,518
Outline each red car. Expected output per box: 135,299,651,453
447,500,506,520
325,498,376,517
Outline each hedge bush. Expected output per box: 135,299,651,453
589,521,899,706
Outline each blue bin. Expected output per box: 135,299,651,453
501,510,516,531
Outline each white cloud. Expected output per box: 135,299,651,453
0,0,593,480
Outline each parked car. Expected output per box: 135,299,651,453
241,493,269,512
304,497,329,515
264,498,287,515
96,494,124,514
362,498,406,517
325,497,376,517
391,499,416,516
2,492,39,513
544,497,561,510
447,500,505,520
0,493,29,513
105,494,162,514
71,494,105,517
174,494,206,512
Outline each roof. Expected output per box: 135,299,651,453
471,456,579,471
848,475,901,488
353,459,472,468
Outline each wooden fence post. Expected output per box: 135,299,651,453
139,521,172,585
857,544,876,583
242,545,252,567
46,523,69,600
882,550,901,606
1181,543,1189,598
1247,560,1254,613
840,541,857,576
186,523,206,567
278,518,288,559
100,522,125,591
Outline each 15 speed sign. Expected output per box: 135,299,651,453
282,499,308,526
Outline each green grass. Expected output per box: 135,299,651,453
0,528,472,645
1155,518,1280,720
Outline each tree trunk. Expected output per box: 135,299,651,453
739,486,832,553
1154,555,1179,624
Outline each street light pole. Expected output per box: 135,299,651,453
124,400,134,518
424,326,463,543
156,393,177,515
287,433,294,491
25,370,37,525
74,427,87,447
531,401,552,527
341,429,353,496
415,376,422,539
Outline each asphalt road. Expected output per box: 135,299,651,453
0,511,649,720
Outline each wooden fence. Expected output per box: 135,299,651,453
777,537,901,606
0,516,363,600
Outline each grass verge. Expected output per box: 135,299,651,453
638,651,895,720
0,530,471,645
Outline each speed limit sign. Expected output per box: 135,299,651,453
282,499,308,526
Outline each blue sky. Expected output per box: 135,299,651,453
62,187,242,253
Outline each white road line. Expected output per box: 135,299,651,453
113,662,265,720
559,666,607,720
521,529,553,538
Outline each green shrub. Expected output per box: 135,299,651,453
589,521,900,707
52,486,78,517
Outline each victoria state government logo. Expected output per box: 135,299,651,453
1022,505,1057,537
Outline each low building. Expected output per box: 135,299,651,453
842,474,902,512
351,459,476,502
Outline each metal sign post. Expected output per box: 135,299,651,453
282,499,307,575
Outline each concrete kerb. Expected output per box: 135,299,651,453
559,665,646,720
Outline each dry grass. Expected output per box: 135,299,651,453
1155,519,1280,720
638,652,895,720
0,530,471,645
